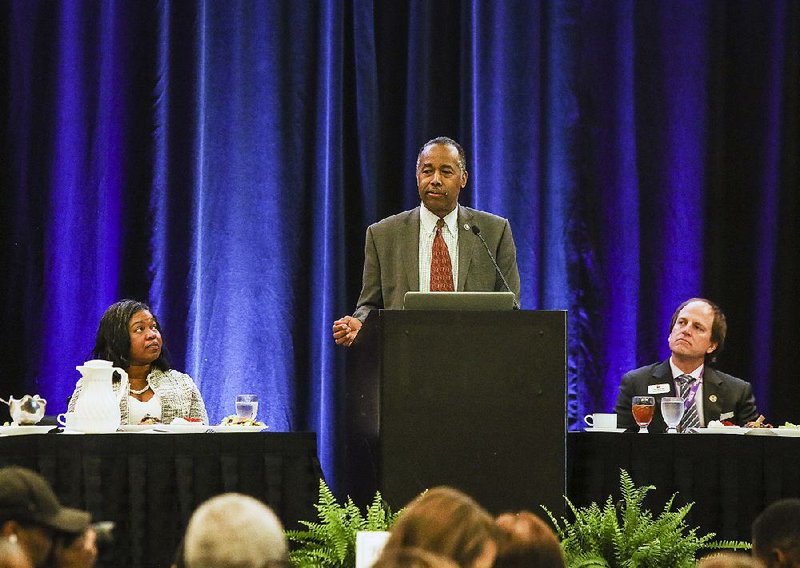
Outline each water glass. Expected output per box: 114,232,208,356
632,395,655,434
660,396,685,434
235,394,259,420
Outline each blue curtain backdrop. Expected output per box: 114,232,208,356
1,0,798,493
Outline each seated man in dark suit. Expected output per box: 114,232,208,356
614,298,758,432
332,136,520,347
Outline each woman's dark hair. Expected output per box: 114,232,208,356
92,299,170,371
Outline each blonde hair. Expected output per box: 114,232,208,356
382,487,496,567
373,547,460,568
184,493,287,568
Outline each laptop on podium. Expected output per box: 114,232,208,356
403,291,516,311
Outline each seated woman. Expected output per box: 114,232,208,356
68,299,208,425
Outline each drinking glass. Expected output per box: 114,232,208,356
660,396,685,434
235,394,259,420
631,396,655,434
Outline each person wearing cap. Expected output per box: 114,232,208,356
0,466,97,568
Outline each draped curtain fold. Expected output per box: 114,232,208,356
1,0,798,491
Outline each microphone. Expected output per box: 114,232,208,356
471,225,520,310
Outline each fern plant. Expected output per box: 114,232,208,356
286,480,402,568
543,469,750,568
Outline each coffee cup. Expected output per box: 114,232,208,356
584,413,617,430
57,412,83,431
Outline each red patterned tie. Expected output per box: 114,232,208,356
430,219,454,291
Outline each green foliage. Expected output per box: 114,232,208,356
286,480,402,568
543,469,750,568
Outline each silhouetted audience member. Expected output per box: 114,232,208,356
380,486,497,568
494,511,565,568
752,498,800,568
183,493,287,568
697,553,765,568
372,547,459,568
0,466,97,568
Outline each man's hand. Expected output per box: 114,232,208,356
54,528,98,568
332,316,362,347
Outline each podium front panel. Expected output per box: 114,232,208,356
346,310,566,515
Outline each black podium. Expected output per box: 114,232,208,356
345,309,567,515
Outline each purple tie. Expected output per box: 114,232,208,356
678,374,700,431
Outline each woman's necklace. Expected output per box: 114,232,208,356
129,383,151,395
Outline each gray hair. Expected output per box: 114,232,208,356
184,493,288,568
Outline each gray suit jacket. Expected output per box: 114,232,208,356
353,205,521,322
613,359,759,432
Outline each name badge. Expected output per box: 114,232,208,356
648,383,671,395
720,411,734,420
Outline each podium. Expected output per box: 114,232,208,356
344,309,567,515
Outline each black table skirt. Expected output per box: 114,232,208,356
568,432,800,542
0,432,322,568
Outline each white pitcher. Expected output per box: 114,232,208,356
72,359,129,433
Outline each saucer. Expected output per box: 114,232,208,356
584,427,626,433
0,425,53,436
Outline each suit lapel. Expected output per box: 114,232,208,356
649,360,676,398
403,208,420,291
457,206,475,291
702,367,724,422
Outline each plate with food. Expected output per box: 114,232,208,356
212,415,268,432
691,421,748,434
155,418,211,433
773,423,800,437
212,425,268,432
118,424,159,432
153,424,211,433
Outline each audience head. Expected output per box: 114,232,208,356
92,299,171,371
372,546,459,568
697,553,765,568
0,539,34,568
494,510,564,568
752,498,800,568
0,466,92,568
382,486,497,568
183,493,287,568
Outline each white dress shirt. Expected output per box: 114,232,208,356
418,205,459,292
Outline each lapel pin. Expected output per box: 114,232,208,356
463,223,470,231
709,394,718,403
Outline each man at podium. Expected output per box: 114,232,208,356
332,136,521,347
